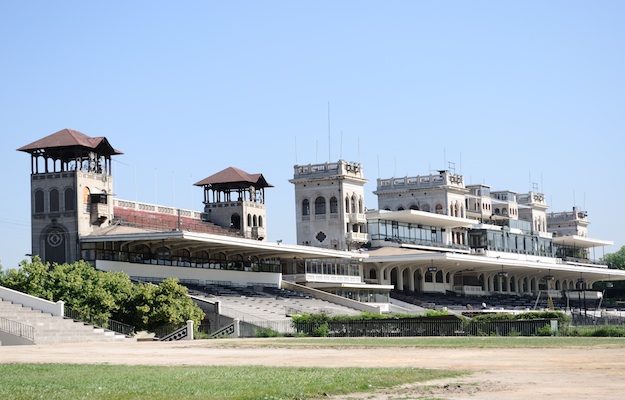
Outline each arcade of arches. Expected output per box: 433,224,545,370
364,264,591,294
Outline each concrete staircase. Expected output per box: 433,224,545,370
0,299,130,345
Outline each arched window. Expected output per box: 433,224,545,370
193,250,210,267
64,187,75,211
258,216,263,227
435,204,443,214
329,197,338,213
350,196,356,213
315,196,326,214
302,199,310,216
253,215,257,227
155,246,171,265
231,213,241,229
358,197,363,213
345,196,350,211
50,189,59,212
133,244,151,263
173,248,191,266
34,189,44,213
247,213,252,227
410,204,419,210
397,206,404,211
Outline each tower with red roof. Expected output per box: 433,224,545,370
17,129,122,264
194,167,273,240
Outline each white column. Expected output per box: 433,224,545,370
397,267,404,291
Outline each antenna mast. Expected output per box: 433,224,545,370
327,101,331,162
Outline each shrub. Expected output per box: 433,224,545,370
536,324,554,336
255,327,282,338
567,325,625,337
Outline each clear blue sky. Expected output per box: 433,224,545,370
1,1,623,269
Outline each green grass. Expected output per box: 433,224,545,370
199,336,625,349
0,364,464,400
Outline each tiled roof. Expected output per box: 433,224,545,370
194,166,273,188
17,128,123,155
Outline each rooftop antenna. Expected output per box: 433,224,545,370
315,140,318,163
327,101,331,162
532,182,539,193
448,161,456,175
340,130,343,159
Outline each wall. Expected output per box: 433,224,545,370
0,286,64,316
96,260,282,287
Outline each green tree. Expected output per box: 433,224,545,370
602,246,625,270
126,278,204,332
1,258,204,334
0,256,53,300
46,261,134,321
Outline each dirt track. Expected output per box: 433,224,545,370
1,339,624,399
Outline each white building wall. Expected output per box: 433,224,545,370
96,260,282,287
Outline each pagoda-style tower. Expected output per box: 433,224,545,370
195,167,272,240
17,129,122,264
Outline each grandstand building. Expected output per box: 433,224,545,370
17,129,625,315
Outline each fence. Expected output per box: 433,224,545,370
63,306,135,336
0,316,35,341
237,317,557,338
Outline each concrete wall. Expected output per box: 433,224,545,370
0,286,64,316
281,281,381,314
96,260,282,287
0,331,34,346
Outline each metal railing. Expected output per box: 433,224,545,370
291,318,555,337
0,317,35,341
63,306,135,336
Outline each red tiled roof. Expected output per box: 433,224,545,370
194,166,273,189
17,128,123,155
112,206,241,236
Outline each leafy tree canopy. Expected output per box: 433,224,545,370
0,256,204,332
602,246,625,270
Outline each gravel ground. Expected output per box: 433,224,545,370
1,339,624,399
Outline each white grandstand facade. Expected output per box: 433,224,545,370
17,129,625,315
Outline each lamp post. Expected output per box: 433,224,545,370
578,274,586,316
428,263,438,293
498,265,508,293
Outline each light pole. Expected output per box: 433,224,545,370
428,263,438,293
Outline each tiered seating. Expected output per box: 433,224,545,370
0,299,129,344
113,207,240,236
391,290,567,312
185,283,361,321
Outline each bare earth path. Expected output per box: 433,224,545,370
1,339,624,399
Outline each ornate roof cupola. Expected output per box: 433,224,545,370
195,167,273,240
17,128,122,264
